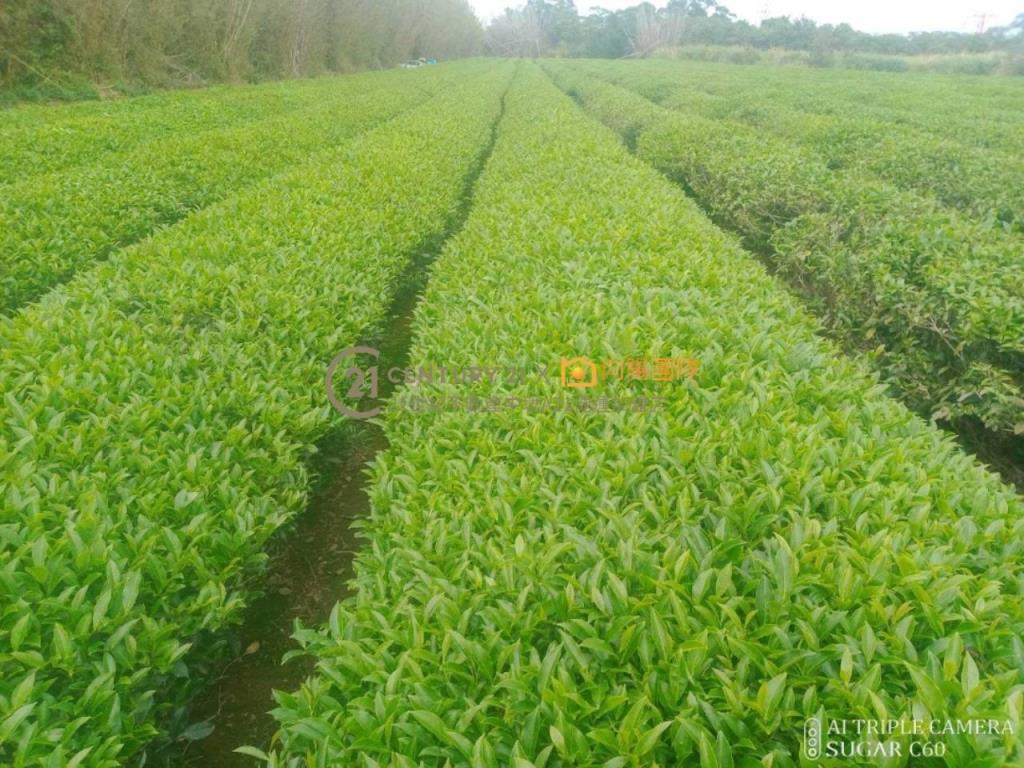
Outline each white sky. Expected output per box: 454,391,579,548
468,0,1022,35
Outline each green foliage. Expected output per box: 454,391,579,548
0,63,469,314
0,0,483,96
0,1,76,80
585,58,1024,225
662,45,1024,77
0,76,98,109
0,61,511,763
267,63,1024,767
0,71,416,184
549,61,1024,442
483,1,1024,64
589,57,1024,155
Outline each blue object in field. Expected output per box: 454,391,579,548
427,58,437,65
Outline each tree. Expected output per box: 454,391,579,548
485,0,580,57
1,0,485,91
483,0,1024,61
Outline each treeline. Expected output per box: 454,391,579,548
0,0,482,93
486,0,1024,60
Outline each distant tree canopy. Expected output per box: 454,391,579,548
0,0,483,89
3,0,1022,93
485,0,1024,59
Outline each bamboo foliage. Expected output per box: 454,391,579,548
221,0,256,71
0,0,483,87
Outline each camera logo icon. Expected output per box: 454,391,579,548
560,357,599,389
803,717,822,760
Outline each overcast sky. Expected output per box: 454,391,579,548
468,0,1022,35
